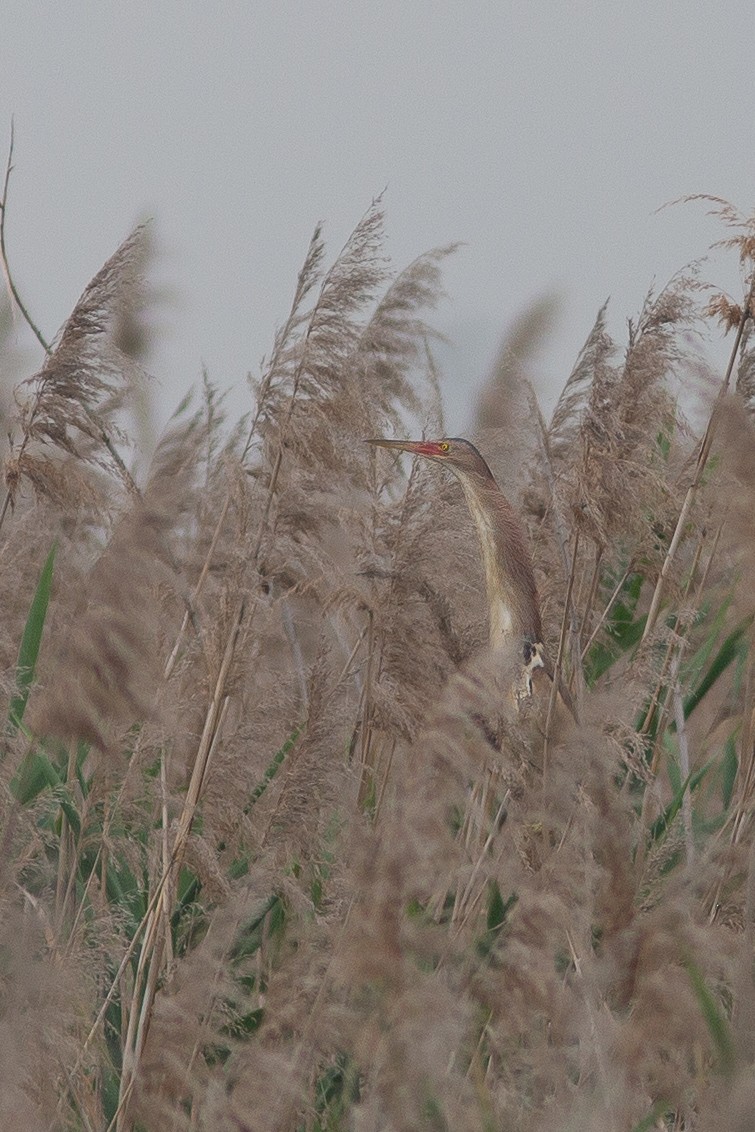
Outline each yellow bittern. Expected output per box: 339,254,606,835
366,436,574,716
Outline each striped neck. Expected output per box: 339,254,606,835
451,465,542,651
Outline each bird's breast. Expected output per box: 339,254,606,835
489,598,515,646
464,490,518,640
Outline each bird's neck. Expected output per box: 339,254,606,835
453,468,541,650
458,480,512,643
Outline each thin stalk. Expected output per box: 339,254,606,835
358,445,425,810
453,794,508,930
116,600,245,1129
639,529,708,742
357,609,377,810
636,530,712,870
642,275,754,642
0,122,47,350
357,448,423,815
54,740,79,935
159,743,174,974
530,386,584,695
63,728,150,960
731,662,755,848
55,854,180,1125
580,561,633,661
59,790,93,946
674,681,694,864
708,661,755,922
579,545,604,654
373,737,396,822
543,530,580,777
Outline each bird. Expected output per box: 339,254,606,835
365,435,576,719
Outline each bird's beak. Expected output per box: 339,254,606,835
364,438,444,458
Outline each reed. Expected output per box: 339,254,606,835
1,179,754,1130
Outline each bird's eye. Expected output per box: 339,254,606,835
439,442,450,452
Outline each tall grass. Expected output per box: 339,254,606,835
1,189,755,1132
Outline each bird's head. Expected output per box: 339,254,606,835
365,436,492,479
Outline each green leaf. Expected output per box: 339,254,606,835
666,737,682,794
682,619,751,722
631,1102,672,1132
486,878,507,933
7,542,56,733
11,737,91,809
720,733,738,810
104,856,148,922
311,1052,360,1128
656,427,672,461
221,1005,264,1040
686,960,735,1075
476,881,517,958
648,760,713,844
231,894,283,962
681,595,732,689
11,749,59,804
245,726,301,811
74,740,92,796
584,571,646,683
52,785,82,836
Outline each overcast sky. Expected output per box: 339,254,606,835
2,2,754,440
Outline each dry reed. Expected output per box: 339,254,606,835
0,178,754,1131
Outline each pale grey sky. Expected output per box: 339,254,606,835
2,2,753,437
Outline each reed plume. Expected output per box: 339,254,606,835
0,188,754,1131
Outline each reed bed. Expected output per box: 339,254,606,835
1,183,755,1131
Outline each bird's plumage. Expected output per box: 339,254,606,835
366,435,575,717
